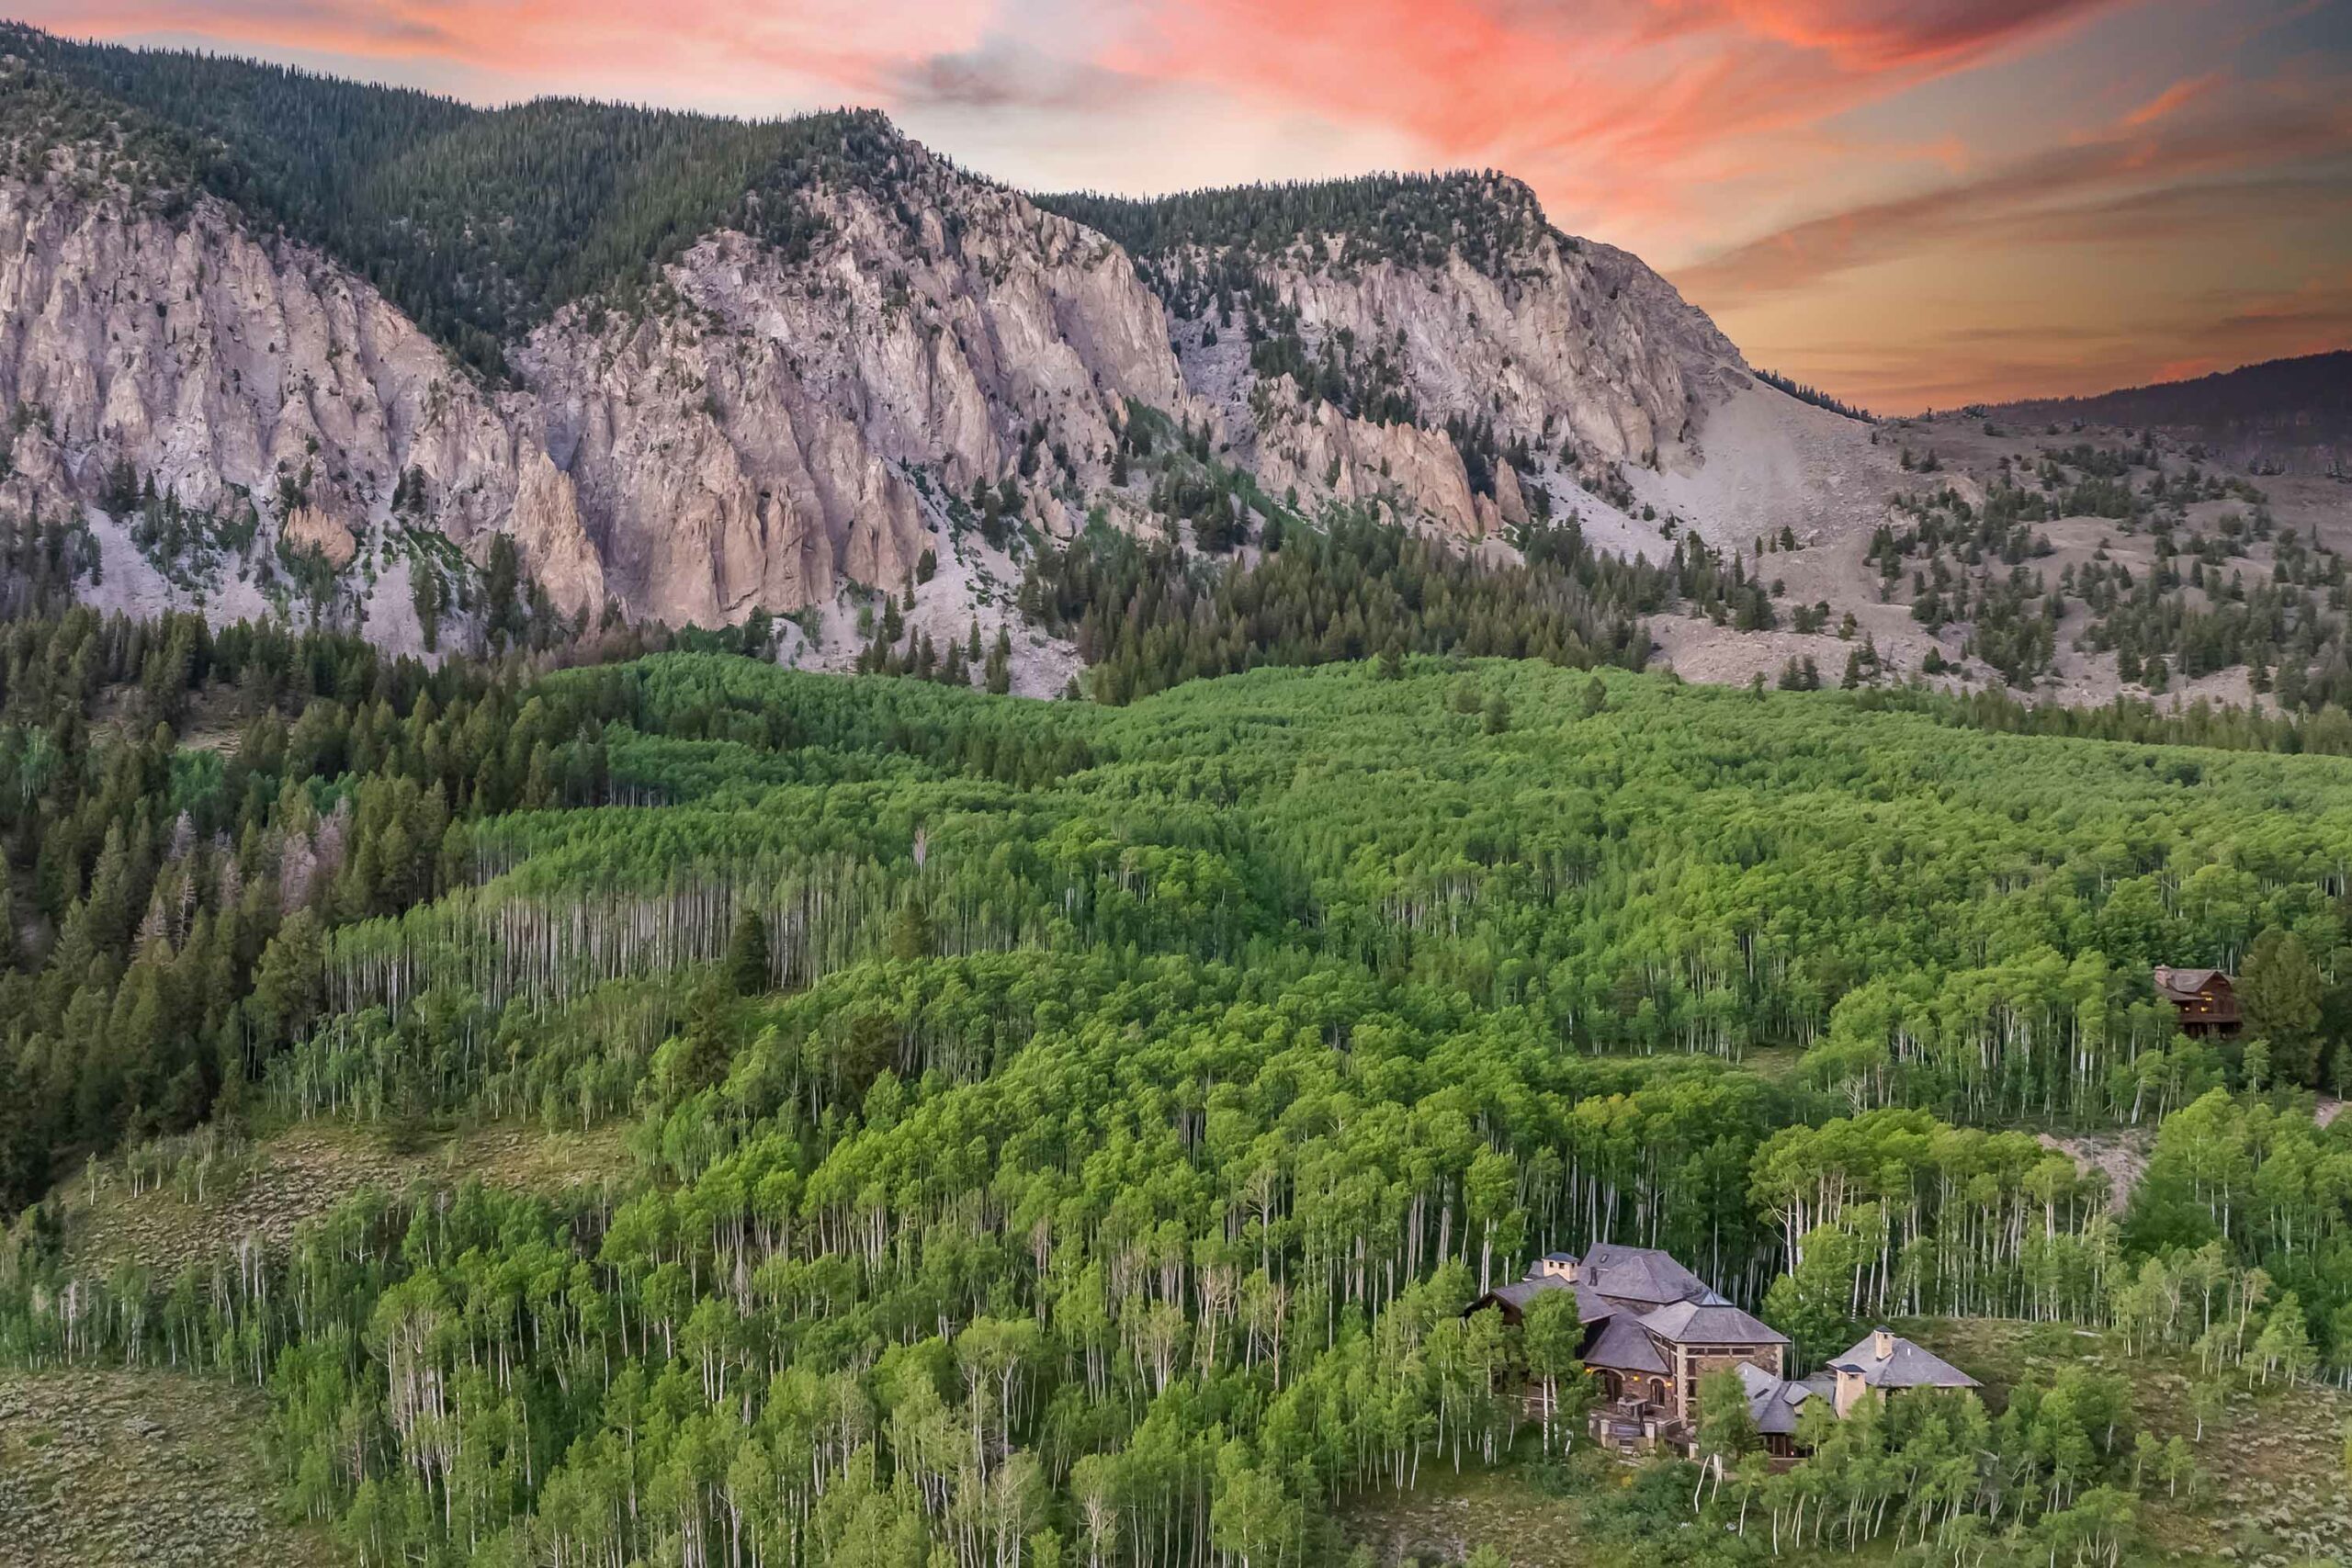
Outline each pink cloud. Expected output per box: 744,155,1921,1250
2121,71,2223,127
29,1,997,99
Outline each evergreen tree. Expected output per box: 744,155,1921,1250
724,907,770,996
2240,928,2323,1086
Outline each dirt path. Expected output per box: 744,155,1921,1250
2035,1129,2152,1214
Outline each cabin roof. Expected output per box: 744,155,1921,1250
1638,1298,1790,1348
2153,966,2232,1002
1585,1313,1671,1376
1577,1243,1711,1307
1828,1330,1980,1391
1480,1273,1619,1323
1736,1361,1815,1435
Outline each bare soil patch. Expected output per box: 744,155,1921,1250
62,1120,634,1275
0,1368,345,1568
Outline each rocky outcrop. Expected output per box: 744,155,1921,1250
1,132,1196,629
1252,388,1487,536
516,164,1195,624
1161,190,1781,545
0,165,526,547
279,504,356,569
1262,233,1746,466
505,452,604,619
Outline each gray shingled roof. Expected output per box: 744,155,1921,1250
1736,1362,1815,1436
1828,1330,1980,1391
1577,1243,1710,1306
1483,1277,1559,1314
1584,1313,1670,1376
1481,1274,1619,1323
1638,1299,1790,1347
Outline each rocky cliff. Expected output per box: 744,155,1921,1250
0,88,1194,635
0,150,525,566
513,163,1194,627
0,32,1903,680
1011,166,1908,573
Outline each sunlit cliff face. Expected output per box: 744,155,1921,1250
35,0,2352,410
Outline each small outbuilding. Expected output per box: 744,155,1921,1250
2153,966,2241,1037
1826,1327,1981,1416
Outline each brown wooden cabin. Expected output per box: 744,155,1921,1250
2154,966,2241,1037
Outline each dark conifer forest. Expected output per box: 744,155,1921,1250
1,23,910,375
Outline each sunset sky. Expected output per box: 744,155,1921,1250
24,0,2352,412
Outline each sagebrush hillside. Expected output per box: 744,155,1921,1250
1983,351,2352,478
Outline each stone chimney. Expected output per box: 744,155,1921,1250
1536,1254,1579,1282
1872,1328,1895,1360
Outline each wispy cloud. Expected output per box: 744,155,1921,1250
1679,90,2352,299
2120,70,2222,126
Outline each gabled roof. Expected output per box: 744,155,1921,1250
1578,1243,1710,1307
2153,966,2231,1001
1828,1330,1980,1391
1481,1273,1617,1323
1483,1277,1559,1314
1585,1312,1670,1376
1736,1361,1815,1436
1638,1298,1790,1348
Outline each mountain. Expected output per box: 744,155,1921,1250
0,24,2345,708
1980,352,2352,478
0,27,1206,669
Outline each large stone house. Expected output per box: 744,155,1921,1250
1471,1244,1788,1450
1472,1248,1975,1458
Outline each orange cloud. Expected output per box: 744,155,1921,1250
1081,0,2172,254
1678,90,2352,300
2121,71,2222,127
1692,0,2126,68
36,1,996,100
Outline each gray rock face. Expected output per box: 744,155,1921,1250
2,136,1871,649
0,169,525,547
2,138,1192,626
1167,213,1763,541
1268,232,1747,465
1251,386,1488,536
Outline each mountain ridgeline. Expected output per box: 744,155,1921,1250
0,22,2346,714
1031,170,1564,277
1983,351,2352,478
1,23,906,375
0,23,1851,677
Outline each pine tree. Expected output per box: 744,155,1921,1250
987,627,1012,696
724,908,770,996
888,897,933,961
2241,928,2323,1086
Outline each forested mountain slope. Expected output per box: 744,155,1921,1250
0,21,2344,712
5,619,2352,1565
1984,352,2352,478
0,26,1192,659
